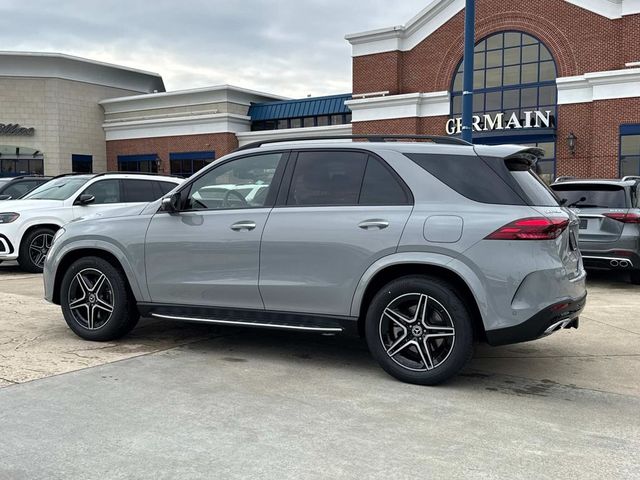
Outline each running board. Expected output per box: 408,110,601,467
138,303,352,334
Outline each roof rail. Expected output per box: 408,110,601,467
236,134,472,151
554,176,577,183
93,171,182,179
50,172,96,180
621,176,640,182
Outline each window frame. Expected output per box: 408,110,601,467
275,148,414,208
619,124,640,178
166,151,291,213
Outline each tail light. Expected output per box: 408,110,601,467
603,212,640,223
485,217,569,240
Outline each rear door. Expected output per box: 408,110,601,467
551,184,628,244
259,149,413,316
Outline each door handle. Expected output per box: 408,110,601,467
230,221,256,231
358,219,389,230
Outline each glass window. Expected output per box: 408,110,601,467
170,152,214,177
25,177,91,200
277,119,288,129
450,31,557,131
122,179,163,203
82,179,121,204
186,153,281,210
287,151,367,206
291,118,302,128
359,157,409,205
2,181,38,199
552,185,628,208
620,128,640,177
316,116,330,126
72,154,93,173
118,155,158,173
156,181,177,196
303,117,314,128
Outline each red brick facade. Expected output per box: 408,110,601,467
352,0,640,179
106,133,238,174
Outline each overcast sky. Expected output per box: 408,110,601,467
0,0,429,98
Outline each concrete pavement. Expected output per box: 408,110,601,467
0,263,639,479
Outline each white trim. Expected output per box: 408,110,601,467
103,113,251,141
346,92,450,122
557,68,640,104
100,84,287,114
345,0,464,56
626,61,640,68
345,0,639,57
236,124,352,147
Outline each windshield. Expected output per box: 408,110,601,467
24,177,91,200
551,184,628,208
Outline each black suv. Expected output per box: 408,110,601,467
0,176,52,200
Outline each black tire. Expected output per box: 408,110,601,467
630,270,640,285
18,227,56,273
365,275,474,385
60,256,139,341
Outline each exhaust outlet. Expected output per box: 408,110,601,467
610,260,619,267
620,260,629,268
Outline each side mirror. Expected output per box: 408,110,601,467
76,194,95,205
161,193,180,213
0,194,11,201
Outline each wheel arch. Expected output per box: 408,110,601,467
52,247,142,305
352,258,486,341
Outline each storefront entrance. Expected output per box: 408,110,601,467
0,145,44,177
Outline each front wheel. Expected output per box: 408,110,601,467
60,256,139,341
365,275,474,385
18,227,56,273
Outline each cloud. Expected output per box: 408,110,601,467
0,0,427,97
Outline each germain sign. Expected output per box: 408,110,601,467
0,123,35,136
446,110,554,135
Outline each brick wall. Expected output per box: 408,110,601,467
353,1,637,96
106,133,238,174
350,1,640,179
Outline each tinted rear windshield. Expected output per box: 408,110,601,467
551,184,628,208
406,153,558,206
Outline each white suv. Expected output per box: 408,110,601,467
0,173,182,272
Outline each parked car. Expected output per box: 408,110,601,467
44,136,586,385
0,176,52,200
0,172,181,272
551,176,640,283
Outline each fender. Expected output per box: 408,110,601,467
50,238,148,303
349,252,490,325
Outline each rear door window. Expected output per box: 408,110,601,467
287,151,367,206
551,184,628,208
122,179,162,202
359,156,411,205
82,179,122,204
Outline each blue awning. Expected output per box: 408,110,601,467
117,154,156,162
249,93,352,121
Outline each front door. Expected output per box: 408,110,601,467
259,150,413,316
145,152,286,309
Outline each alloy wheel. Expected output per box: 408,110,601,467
28,233,53,269
67,268,115,330
379,293,456,372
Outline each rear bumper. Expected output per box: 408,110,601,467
485,293,586,346
581,250,640,271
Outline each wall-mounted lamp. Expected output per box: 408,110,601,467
567,132,577,155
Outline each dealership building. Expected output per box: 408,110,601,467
1,0,640,182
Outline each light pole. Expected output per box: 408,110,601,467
461,0,475,143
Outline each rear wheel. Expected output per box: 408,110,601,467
18,227,56,273
630,270,640,285
365,275,474,385
60,256,139,341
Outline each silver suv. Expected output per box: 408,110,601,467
551,176,640,284
44,136,586,385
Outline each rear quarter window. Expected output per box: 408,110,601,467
551,184,628,208
406,153,526,205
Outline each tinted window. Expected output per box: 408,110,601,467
406,153,525,205
122,179,159,202
156,181,177,196
506,158,559,207
551,184,628,208
187,153,281,210
287,151,367,206
2,181,39,199
82,180,121,204
359,157,410,205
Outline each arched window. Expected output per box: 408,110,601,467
450,31,558,183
